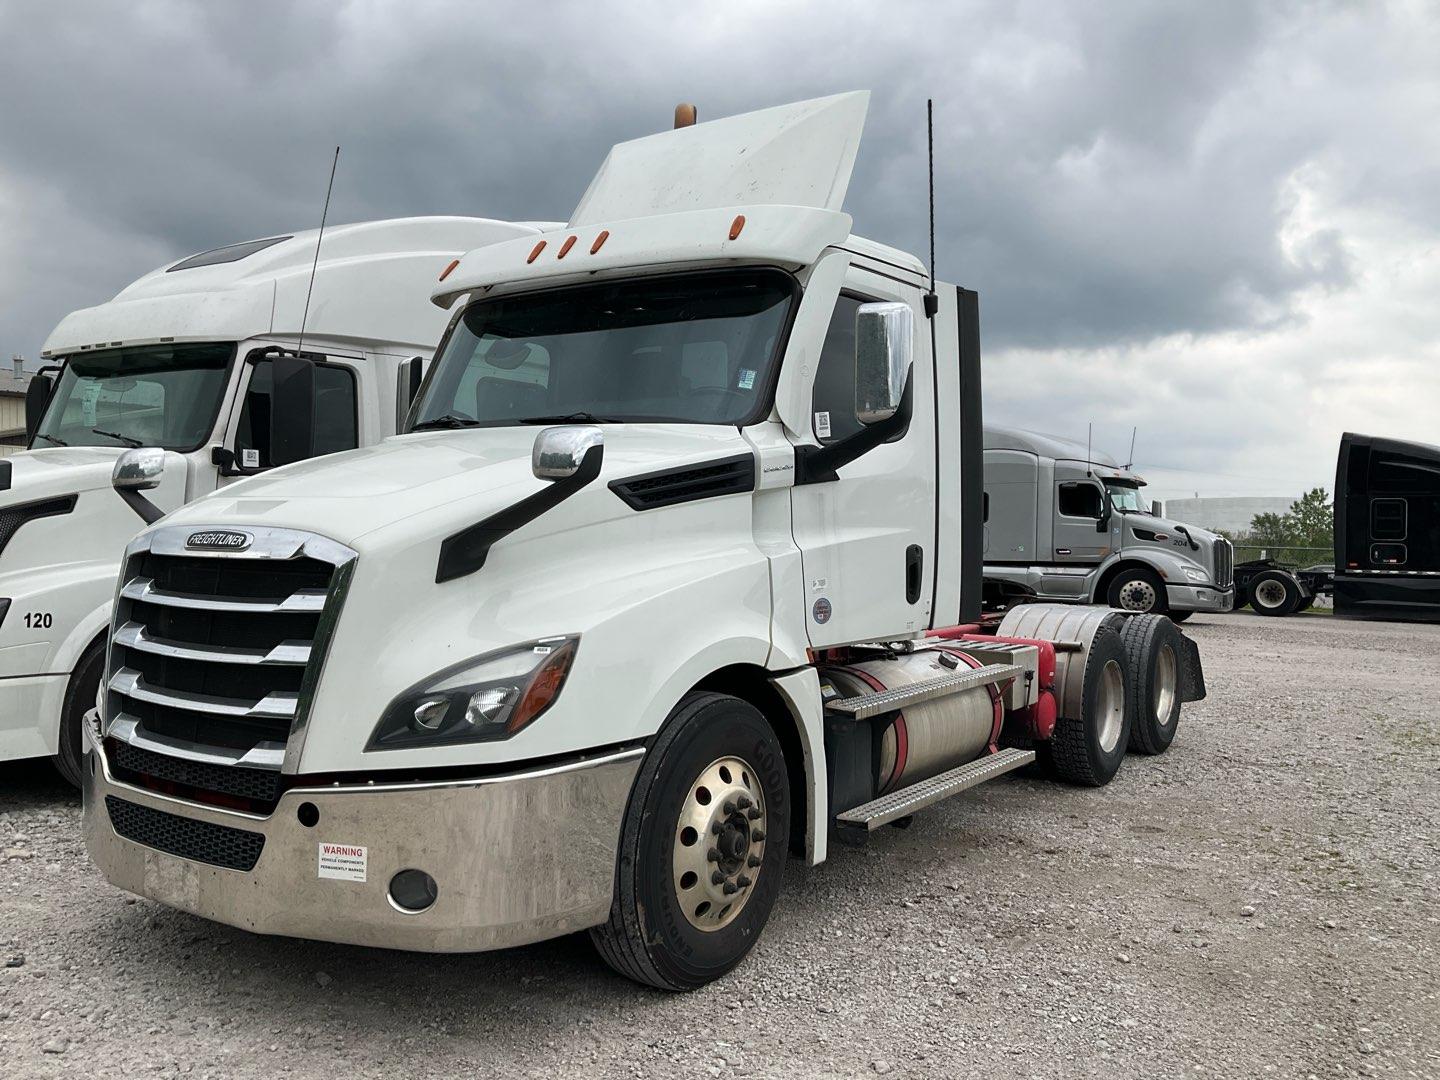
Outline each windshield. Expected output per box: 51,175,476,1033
1105,482,1149,513
33,342,234,451
414,269,796,429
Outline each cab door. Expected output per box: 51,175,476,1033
787,266,935,647
1052,478,1109,562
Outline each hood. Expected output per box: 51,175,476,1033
0,446,130,506
158,424,754,550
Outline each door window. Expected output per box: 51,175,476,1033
1058,481,1104,519
810,294,867,444
235,360,358,469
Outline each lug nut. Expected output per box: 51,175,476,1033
746,808,762,820
751,829,765,842
736,795,752,810
722,800,736,815
747,855,761,868
711,823,723,835
737,874,752,888
711,870,726,885
722,882,739,895
707,848,720,863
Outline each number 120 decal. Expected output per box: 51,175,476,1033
24,612,53,629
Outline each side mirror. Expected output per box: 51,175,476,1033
1151,500,1163,517
112,447,167,492
112,447,168,524
396,356,424,431
854,302,914,426
1096,489,1112,532
270,353,316,466
532,425,604,481
24,373,54,440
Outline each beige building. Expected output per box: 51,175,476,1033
0,357,35,457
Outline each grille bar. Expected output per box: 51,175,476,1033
120,576,328,613
110,668,298,719
114,621,311,666
105,796,265,871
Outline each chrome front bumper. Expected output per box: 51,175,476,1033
82,718,642,953
1166,583,1234,613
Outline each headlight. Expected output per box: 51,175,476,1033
1183,566,1209,583
368,637,578,750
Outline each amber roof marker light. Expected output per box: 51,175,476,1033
590,230,610,254
729,215,746,241
438,258,460,282
526,240,547,264
674,103,697,129
557,235,578,258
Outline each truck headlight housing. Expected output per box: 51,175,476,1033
1183,567,1209,583
367,637,578,750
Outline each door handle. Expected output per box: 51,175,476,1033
905,544,924,604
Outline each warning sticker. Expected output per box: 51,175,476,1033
318,843,368,882
814,411,831,438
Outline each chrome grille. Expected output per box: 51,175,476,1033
1214,538,1233,589
105,526,356,777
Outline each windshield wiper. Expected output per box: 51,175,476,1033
517,412,618,425
412,414,481,431
92,428,143,448
33,433,68,447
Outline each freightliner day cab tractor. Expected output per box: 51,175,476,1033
81,94,1207,990
983,426,1235,621
0,217,547,785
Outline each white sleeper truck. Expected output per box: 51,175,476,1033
983,425,1235,620
1,217,547,784
82,95,1207,990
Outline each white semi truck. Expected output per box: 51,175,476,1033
81,95,1207,990
0,217,547,784
983,426,1235,620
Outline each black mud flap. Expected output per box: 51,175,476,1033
1176,633,1206,703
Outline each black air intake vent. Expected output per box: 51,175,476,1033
609,453,755,511
105,796,265,871
0,494,78,556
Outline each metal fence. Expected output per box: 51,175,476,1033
1231,544,1332,568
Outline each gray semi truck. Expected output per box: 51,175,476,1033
983,426,1234,620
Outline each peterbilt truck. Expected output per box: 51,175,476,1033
81,94,1206,991
0,217,548,785
983,425,1234,620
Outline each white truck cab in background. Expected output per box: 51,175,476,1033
0,217,549,783
983,425,1235,620
82,95,1208,991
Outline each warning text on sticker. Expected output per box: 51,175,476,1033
318,842,368,883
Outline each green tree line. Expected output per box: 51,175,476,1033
1225,488,1334,567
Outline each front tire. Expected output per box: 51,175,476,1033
1106,567,1169,616
1248,570,1300,616
591,692,790,991
1168,610,1193,624
54,643,104,789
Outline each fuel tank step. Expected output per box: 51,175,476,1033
824,664,1023,720
834,747,1036,832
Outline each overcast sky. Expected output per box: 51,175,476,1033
2,0,1436,502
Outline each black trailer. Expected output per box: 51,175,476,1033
1333,431,1440,621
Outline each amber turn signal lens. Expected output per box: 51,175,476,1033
527,241,547,264
590,230,610,254
438,259,460,282
507,639,578,734
557,235,578,258
729,215,746,240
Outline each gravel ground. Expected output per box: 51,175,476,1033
2,611,1437,1079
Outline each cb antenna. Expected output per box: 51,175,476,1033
1086,421,1093,478
295,145,340,357
923,99,938,319
1125,426,1137,470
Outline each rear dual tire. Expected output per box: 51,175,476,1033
1247,570,1301,616
591,692,789,991
1045,626,1130,787
1115,614,1182,755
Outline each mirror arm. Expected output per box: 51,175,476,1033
435,443,604,583
116,488,166,526
793,370,914,486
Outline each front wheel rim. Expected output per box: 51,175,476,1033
1254,580,1287,609
672,755,767,932
1118,579,1157,611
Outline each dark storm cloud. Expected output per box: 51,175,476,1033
1,0,1436,498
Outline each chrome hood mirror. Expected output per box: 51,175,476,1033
854,301,914,425
532,425,604,481
112,447,167,492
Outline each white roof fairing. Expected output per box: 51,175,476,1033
569,92,870,226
